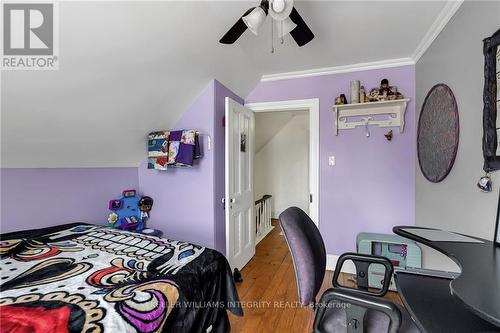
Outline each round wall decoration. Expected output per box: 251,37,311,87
417,84,459,183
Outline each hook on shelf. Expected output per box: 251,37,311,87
363,117,371,138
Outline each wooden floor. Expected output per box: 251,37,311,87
228,220,400,332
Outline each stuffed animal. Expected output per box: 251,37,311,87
107,190,153,232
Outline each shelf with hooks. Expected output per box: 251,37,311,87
332,99,410,135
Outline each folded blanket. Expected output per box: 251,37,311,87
148,131,170,170
148,130,201,170
148,131,169,157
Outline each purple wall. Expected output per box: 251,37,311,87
1,79,243,253
2,69,414,257
0,167,138,233
246,66,416,255
138,81,216,248
138,80,243,251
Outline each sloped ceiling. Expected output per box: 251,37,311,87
1,1,449,168
255,111,305,153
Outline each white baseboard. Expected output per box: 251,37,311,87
326,254,356,274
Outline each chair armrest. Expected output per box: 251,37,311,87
333,252,394,297
314,288,402,333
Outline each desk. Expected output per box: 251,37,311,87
393,226,500,332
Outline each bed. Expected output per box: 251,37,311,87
0,223,242,333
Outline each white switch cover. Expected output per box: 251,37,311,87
329,156,335,166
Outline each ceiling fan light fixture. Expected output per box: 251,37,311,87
272,0,285,13
277,16,297,38
219,0,313,47
269,0,293,20
242,6,267,35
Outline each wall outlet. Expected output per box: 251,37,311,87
329,156,335,166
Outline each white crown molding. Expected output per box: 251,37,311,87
411,0,464,62
260,57,415,82
260,1,463,82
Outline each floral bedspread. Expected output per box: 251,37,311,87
0,224,242,333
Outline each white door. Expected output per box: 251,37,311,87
225,97,255,271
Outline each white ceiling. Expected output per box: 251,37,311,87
1,1,451,167
255,111,307,152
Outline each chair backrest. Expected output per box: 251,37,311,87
279,207,326,305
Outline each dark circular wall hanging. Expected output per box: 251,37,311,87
417,84,459,183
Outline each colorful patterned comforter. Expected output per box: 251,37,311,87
0,224,242,333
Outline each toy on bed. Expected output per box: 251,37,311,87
107,190,153,232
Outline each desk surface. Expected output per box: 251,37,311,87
394,226,500,328
395,272,498,332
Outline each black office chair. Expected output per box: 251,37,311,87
279,207,420,333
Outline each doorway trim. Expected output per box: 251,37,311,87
245,98,320,226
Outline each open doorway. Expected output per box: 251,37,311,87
224,98,319,272
246,99,319,244
253,110,310,242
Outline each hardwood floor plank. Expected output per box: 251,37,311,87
229,219,401,332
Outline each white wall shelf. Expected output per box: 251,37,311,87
332,99,410,135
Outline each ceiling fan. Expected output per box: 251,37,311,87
219,0,314,47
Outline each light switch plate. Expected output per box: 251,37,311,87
329,156,335,166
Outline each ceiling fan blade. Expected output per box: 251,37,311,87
289,7,314,47
219,7,256,44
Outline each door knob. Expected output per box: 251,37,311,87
230,198,236,203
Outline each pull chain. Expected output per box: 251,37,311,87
271,19,275,53
280,20,284,44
